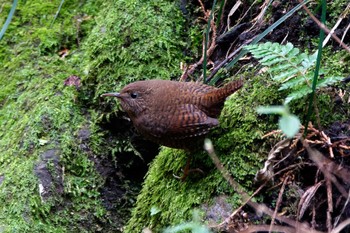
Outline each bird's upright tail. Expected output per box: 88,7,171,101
206,79,243,103
220,79,244,97
202,79,243,117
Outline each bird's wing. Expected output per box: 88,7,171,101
163,104,219,139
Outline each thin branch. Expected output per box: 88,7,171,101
326,178,333,232
269,174,289,233
298,0,350,53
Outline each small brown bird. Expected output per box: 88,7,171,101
102,79,243,150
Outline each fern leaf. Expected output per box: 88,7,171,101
301,52,317,69
285,85,312,104
278,75,308,90
284,76,343,104
316,76,343,87
259,54,281,64
245,42,344,104
273,69,299,81
269,63,294,73
263,57,285,66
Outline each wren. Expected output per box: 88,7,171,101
102,79,243,150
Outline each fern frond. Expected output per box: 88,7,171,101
317,76,343,88
278,75,309,91
246,42,306,80
285,85,312,104
245,42,343,104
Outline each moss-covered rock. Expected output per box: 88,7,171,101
0,0,108,231
0,0,187,232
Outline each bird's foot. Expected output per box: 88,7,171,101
173,168,204,181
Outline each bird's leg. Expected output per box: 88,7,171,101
173,155,204,181
181,156,192,181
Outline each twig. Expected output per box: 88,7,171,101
230,0,258,30
217,173,270,230
341,23,350,43
297,180,324,220
251,0,271,27
261,130,283,138
206,36,256,82
334,189,350,226
311,205,316,230
323,3,350,47
197,0,208,17
180,0,218,82
269,174,289,233
326,178,333,232
331,218,350,233
226,1,242,30
298,0,350,53
303,141,349,199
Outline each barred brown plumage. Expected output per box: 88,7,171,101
102,79,243,150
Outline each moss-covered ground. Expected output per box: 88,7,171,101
0,0,187,232
1,0,349,232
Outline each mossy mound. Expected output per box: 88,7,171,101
0,0,187,232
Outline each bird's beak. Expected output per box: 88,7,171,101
101,92,121,98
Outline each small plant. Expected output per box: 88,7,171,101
163,210,211,233
257,105,300,138
245,42,343,104
245,42,343,137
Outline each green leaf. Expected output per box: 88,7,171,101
284,85,313,104
278,76,308,90
272,69,299,81
257,106,287,115
279,115,300,138
269,63,293,73
316,76,343,87
245,42,344,104
38,139,49,146
150,206,161,216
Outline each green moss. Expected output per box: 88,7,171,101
0,0,189,231
125,76,283,232
79,0,188,165
0,0,109,231
81,0,186,110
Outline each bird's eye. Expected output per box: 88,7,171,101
130,92,138,99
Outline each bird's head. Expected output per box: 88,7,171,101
102,81,152,117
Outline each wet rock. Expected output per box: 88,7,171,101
78,128,90,142
34,149,63,201
0,175,4,185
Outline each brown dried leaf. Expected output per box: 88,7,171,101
298,181,324,220
58,48,69,58
255,138,292,183
64,75,81,90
